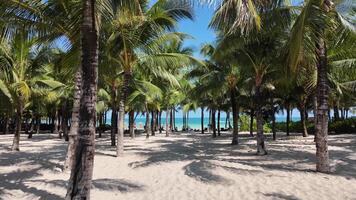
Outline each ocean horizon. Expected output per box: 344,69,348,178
104,116,301,130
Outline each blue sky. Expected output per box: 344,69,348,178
177,4,216,59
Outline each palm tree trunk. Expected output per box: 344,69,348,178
25,117,31,139
173,108,176,131
169,108,173,132
62,102,69,141
5,116,9,135
36,115,40,135
58,113,63,139
165,109,170,137
117,72,131,157
159,111,162,133
186,111,189,131
231,89,239,145
53,109,59,135
212,109,216,138
272,111,276,140
63,69,82,172
299,98,309,137
217,109,221,136
315,38,330,173
201,107,204,134
65,0,98,198
255,88,267,155
12,102,23,151
145,106,151,139
333,104,339,121
129,110,135,138
249,109,254,137
256,108,267,155
110,84,117,146
151,110,156,136
286,102,290,136
208,109,211,133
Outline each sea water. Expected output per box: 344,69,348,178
104,116,301,130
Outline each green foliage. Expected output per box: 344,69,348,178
239,114,272,133
275,118,356,135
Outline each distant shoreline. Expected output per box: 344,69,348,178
103,117,302,130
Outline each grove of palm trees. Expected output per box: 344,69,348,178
0,0,355,199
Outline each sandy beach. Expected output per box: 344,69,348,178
0,132,355,200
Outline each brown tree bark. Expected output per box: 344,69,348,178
53,109,59,135
145,106,151,139
65,0,98,198
110,84,117,146
12,102,23,151
256,108,267,155
117,71,131,157
217,109,221,136
272,112,276,140
5,116,10,135
169,108,173,132
231,89,239,145
165,108,170,137
62,102,69,141
255,88,267,155
286,101,290,136
151,110,156,136
249,109,254,137
212,109,216,138
201,107,204,134
159,111,162,133
129,110,135,138
64,69,81,172
315,38,330,173
299,98,309,137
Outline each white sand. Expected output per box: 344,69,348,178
0,132,355,200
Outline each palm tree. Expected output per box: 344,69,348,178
65,0,98,199
0,32,63,151
287,0,355,172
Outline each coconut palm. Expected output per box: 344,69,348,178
287,0,356,172
0,32,63,151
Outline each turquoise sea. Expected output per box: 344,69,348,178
105,116,301,130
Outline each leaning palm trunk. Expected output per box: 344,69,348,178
12,102,23,151
65,0,98,198
315,38,330,173
64,69,81,172
231,89,239,145
129,110,135,138
117,71,131,157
